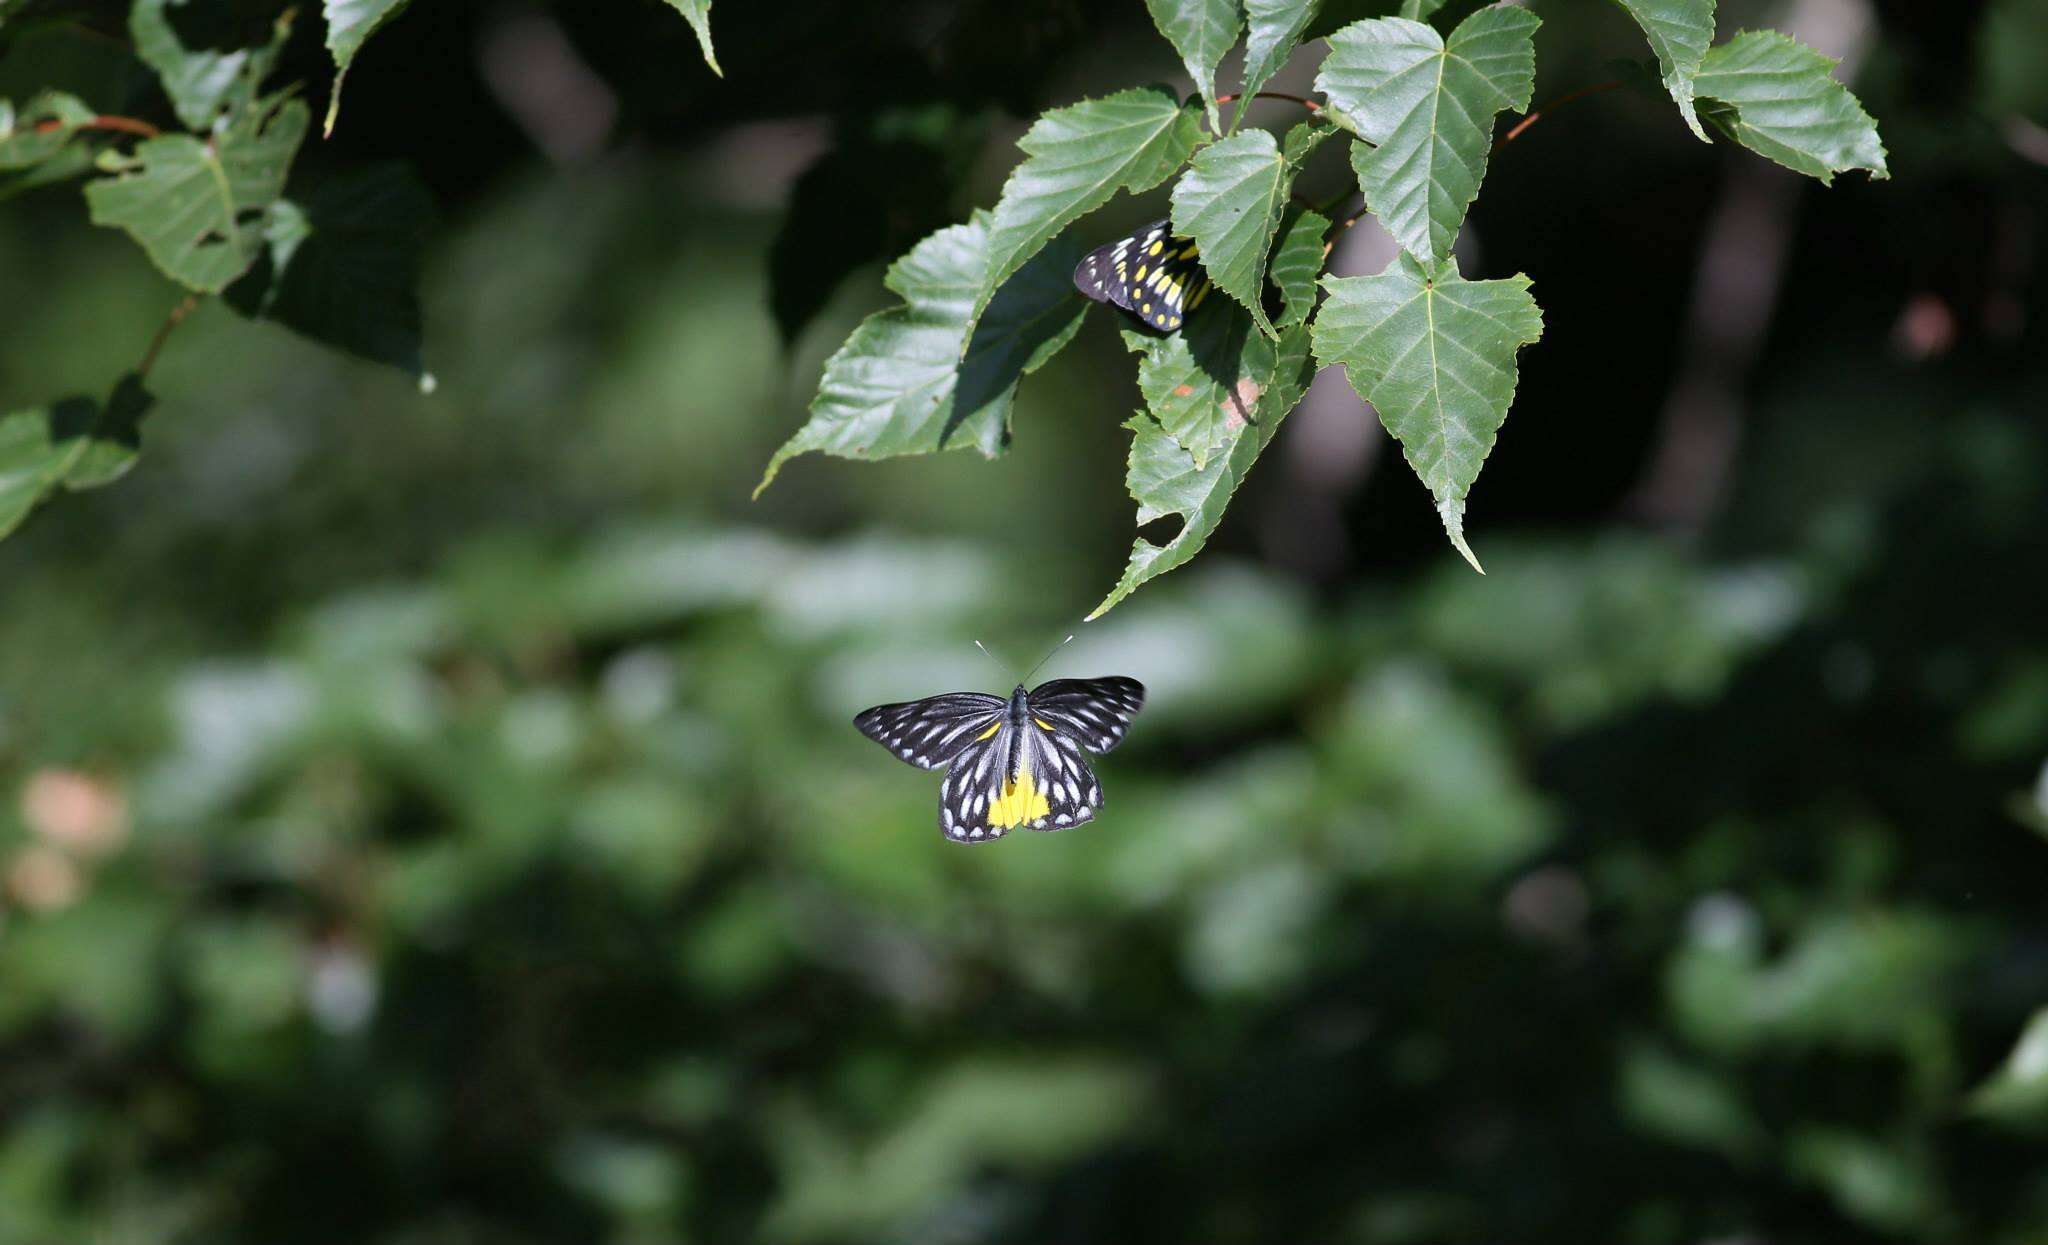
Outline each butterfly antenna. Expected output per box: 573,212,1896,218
1019,634,1075,685
972,639,1011,678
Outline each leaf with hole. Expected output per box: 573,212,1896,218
0,91,93,168
1694,30,1887,182
757,212,1087,494
86,92,308,293
973,85,1205,335
1314,7,1538,264
1312,253,1542,571
1122,299,1276,470
131,0,289,131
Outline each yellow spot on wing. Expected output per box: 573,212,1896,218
1150,240,1164,255
1034,718,1056,731
988,766,1051,829
975,720,1002,741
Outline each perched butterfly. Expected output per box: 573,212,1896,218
1073,218,1212,333
855,677,1145,843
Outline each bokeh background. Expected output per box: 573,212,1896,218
4,0,2047,1241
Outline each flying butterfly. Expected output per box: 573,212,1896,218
855,673,1145,844
1072,217,1212,333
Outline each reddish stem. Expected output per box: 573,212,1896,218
1493,80,1621,152
31,114,162,140
138,294,201,378
1213,90,1321,113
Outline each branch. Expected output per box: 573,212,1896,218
1493,80,1620,153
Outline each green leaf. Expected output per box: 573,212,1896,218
1969,1008,2048,1130
664,0,721,77
1693,30,1888,182
1612,0,1716,140
1267,207,1328,328
1169,127,1298,338
1235,0,1321,129
0,374,152,541
1091,322,1315,618
0,142,95,201
1122,300,1275,469
85,93,308,293
1144,0,1242,129
1398,0,1448,19
0,90,93,168
1314,7,1539,264
130,0,288,132
974,85,1205,333
323,0,414,136
1311,253,1542,571
757,212,1086,494
225,163,433,378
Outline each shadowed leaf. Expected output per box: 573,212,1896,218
1694,29,1888,182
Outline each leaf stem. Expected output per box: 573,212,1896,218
33,114,163,140
1493,80,1620,153
138,294,202,378
1213,91,1321,113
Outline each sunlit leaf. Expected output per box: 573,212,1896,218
323,0,414,135
84,93,308,292
1314,6,1538,264
974,85,1205,333
0,374,152,540
1312,253,1542,570
664,0,721,76
1613,0,1716,140
1091,322,1314,617
1144,0,1242,129
1398,0,1448,19
1267,206,1328,328
1694,30,1888,182
225,162,433,378
1235,0,1320,129
757,212,1085,493
1170,123,1329,338
1970,1008,2048,1130
1123,300,1276,469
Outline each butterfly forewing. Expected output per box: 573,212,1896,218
1072,218,1212,333
1026,676,1144,754
854,692,1005,770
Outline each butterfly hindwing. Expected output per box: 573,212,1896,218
1071,219,1211,333
854,692,1005,770
1026,676,1145,754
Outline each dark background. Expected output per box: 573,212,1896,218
2,1,2046,1241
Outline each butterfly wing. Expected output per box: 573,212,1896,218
937,718,1102,841
1026,676,1145,754
854,692,1005,770
1071,219,1212,333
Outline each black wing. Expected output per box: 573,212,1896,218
937,718,1101,842
1071,219,1212,333
854,692,1005,770
1027,676,1144,754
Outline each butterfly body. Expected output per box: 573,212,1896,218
1073,218,1212,333
855,676,1145,843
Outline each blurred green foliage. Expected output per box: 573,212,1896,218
2,1,2047,1243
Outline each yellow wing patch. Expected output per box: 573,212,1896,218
974,720,1003,742
988,769,1050,830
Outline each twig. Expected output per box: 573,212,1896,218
1323,203,1372,259
32,114,162,140
138,295,201,379
1213,91,1321,113
1493,80,1620,153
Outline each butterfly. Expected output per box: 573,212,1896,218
1072,218,1212,333
855,676,1145,842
